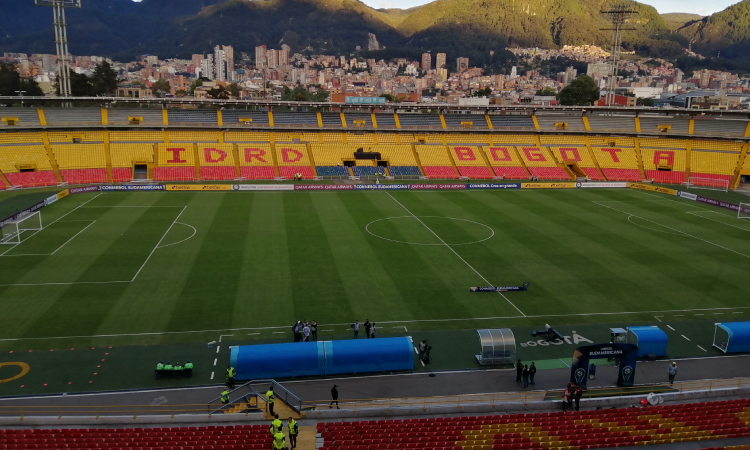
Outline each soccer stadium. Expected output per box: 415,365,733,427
1,100,750,450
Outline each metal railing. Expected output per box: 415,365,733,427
205,379,303,415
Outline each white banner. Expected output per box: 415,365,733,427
677,191,698,201
231,184,294,191
44,195,58,206
576,182,628,188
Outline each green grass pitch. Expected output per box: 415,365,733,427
0,187,749,353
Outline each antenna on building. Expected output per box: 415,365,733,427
35,0,81,98
600,1,637,106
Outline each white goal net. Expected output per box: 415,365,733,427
739,203,750,220
686,176,730,192
0,211,43,245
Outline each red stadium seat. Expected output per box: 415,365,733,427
458,166,494,179
153,166,197,181
423,166,459,179
5,171,59,188
491,166,529,179
278,166,314,179
240,166,276,180
200,166,236,180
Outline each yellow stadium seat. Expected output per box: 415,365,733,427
310,144,359,166
550,146,597,168
375,134,398,144
321,133,345,143
517,146,558,167
238,144,275,167
0,145,53,172
109,131,163,142
490,134,536,145
372,145,418,166
0,133,43,144
415,145,453,166
52,144,107,169
224,131,270,142
110,144,154,167
347,133,375,144
275,144,311,166
48,131,104,143
198,144,235,167
168,131,218,142
157,143,195,166
449,146,487,166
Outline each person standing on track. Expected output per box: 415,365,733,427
668,362,678,385
516,359,524,384
352,320,360,339
330,384,339,409
522,365,530,388
310,320,318,341
226,365,236,389
529,362,537,386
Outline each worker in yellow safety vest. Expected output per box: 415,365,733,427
226,365,236,389
266,386,275,416
269,413,283,435
220,389,229,404
272,430,286,450
288,417,299,449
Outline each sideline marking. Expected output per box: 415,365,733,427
386,192,526,317
593,201,750,259
682,335,691,341
653,316,663,322
686,211,750,232
558,358,570,368
2,305,749,342
365,216,494,246
666,325,675,331
156,222,197,249
130,206,187,282
393,326,408,332
697,345,707,352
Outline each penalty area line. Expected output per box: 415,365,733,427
385,192,526,317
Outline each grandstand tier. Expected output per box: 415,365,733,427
4,171,58,188
112,167,132,182
198,144,236,167
318,398,750,450
275,145,311,167
239,145,275,167
493,166,529,179
601,168,642,181
458,166,494,179
388,166,421,177
450,146,488,167
518,147,558,167
423,166,459,179
240,166,276,180
200,166,237,180
317,166,350,177
582,167,605,180
527,167,571,180
61,168,108,184
153,167,197,182
645,170,686,184
278,166,315,179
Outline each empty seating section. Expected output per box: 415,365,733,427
374,114,397,129
374,145,418,167
237,144,276,180
641,138,687,184
590,137,641,181
303,133,321,143
311,144,359,166
416,145,459,179
691,141,741,181
450,146,493,179
221,110,269,126
481,146,529,179
112,167,132,182
416,134,444,144
375,134,398,143
320,113,344,127
352,166,383,177
224,131,270,143
0,133,43,145
389,166,422,177
693,118,747,137
639,116,690,134
168,131,217,142
198,144,236,180
0,424,272,450
318,399,750,450
53,144,108,184
154,143,196,181
44,108,102,126
535,114,586,132
516,147,570,180
273,111,318,127
317,166,350,177
48,131,104,143
110,131,163,142
488,115,535,130
274,133,302,142
399,134,416,144
398,114,442,129
107,109,164,126
168,110,217,126
276,143,314,179
4,171,58,187
345,113,373,128
110,144,154,168
347,134,375,144
443,114,488,129
321,133,346,143
588,115,636,132
0,145,55,186
0,108,41,127
0,176,7,189
490,135,536,145
446,134,489,144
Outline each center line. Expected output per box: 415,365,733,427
386,192,526,316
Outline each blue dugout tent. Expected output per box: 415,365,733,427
627,326,668,357
713,322,750,353
230,337,414,380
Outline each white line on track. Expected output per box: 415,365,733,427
667,325,675,331
682,335,691,341
210,372,214,380
216,346,220,353
697,345,707,352
559,358,570,368
2,305,749,342
593,201,750,259
213,358,217,366
247,333,260,336
385,192,526,317
130,206,187,282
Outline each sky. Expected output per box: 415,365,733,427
359,0,739,15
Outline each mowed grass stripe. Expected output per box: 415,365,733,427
166,193,253,332
385,191,528,317
232,193,294,328
284,193,354,324
311,192,413,322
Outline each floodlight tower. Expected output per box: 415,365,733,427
35,0,81,97
600,2,637,106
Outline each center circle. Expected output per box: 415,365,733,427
365,216,494,246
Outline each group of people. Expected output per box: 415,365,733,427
351,319,377,339
292,173,304,181
515,360,537,388
292,320,318,342
269,414,299,450
154,360,194,378
561,382,584,411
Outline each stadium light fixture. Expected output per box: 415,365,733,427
600,2,638,107
35,0,82,98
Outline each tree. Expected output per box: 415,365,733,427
557,75,600,106
206,85,229,99
535,87,558,96
151,79,171,97
175,89,188,97
20,77,44,96
189,78,203,95
637,98,656,106
0,63,22,97
227,83,241,98
90,61,119,96
68,72,93,96
472,87,492,97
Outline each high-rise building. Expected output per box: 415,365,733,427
510,66,517,79
267,49,279,69
436,53,446,69
214,46,227,81
279,49,289,66
563,66,578,85
586,63,611,77
191,54,203,70
255,45,267,68
421,53,431,71
200,55,214,80
456,57,469,71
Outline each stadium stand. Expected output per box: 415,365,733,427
109,131,163,142
352,165,385,177
542,137,604,180
487,115,535,130
107,109,164,126
167,110,217,126
372,144,421,177
44,108,102,126
221,110,270,127
415,145,459,179
589,137,642,181
449,146,493,179
481,146,529,179
238,144,276,180
397,114,443,129
446,134,489,145
345,113,374,128
198,144,237,180
0,144,58,187
399,134,416,144
587,114,636,133
443,114,489,129
52,144,108,184
318,398,750,450
693,118,748,137
110,144,155,181
48,131,104,143
690,140,741,183
375,134,398,144
0,107,42,128
0,132,44,145
273,111,319,127
535,114,586,132
310,143,358,166
275,144,314,179
373,114,397,129
347,133,375,145
321,133,346,143
639,115,690,134
154,143,197,181
516,146,571,180
0,424,272,449
224,131,270,143
640,138,688,184
0,175,7,189
168,131,218,142
321,112,344,127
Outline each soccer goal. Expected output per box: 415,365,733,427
739,203,750,220
0,211,42,245
686,176,730,192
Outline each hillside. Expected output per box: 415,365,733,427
661,12,703,30
677,0,750,58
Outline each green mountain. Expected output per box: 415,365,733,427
677,0,750,58
661,12,704,30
